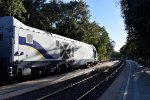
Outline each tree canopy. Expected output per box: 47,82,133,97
120,0,150,65
0,0,115,61
0,0,26,20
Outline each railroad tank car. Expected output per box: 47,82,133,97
0,16,98,77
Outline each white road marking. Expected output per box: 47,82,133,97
123,61,131,100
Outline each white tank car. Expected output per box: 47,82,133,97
0,16,98,76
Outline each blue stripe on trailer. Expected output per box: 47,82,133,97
19,36,55,59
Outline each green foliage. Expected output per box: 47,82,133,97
83,21,101,45
41,1,115,61
26,0,116,61
111,51,121,60
120,0,150,62
22,0,48,30
0,0,115,62
0,0,26,20
97,27,115,61
41,0,90,41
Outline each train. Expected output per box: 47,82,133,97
0,16,98,77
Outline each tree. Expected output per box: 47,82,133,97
106,39,115,60
120,0,150,64
0,0,26,20
22,0,48,30
97,27,114,61
0,0,115,62
83,21,101,45
42,0,90,41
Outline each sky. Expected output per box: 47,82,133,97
63,0,127,52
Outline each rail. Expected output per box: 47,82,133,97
37,61,124,100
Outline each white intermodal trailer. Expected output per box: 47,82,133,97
0,16,98,77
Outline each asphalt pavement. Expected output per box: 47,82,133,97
99,60,150,100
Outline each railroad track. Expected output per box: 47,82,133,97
78,62,124,100
4,61,122,100
0,66,80,87
0,61,118,87
36,61,124,100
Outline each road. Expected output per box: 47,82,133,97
100,60,150,100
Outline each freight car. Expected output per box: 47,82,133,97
0,16,98,77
